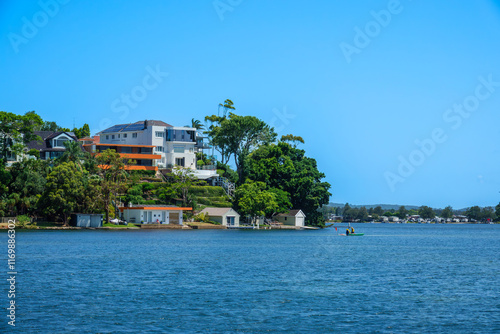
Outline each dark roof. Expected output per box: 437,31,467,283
101,120,173,134
34,131,54,139
276,210,304,217
26,131,78,151
45,131,77,140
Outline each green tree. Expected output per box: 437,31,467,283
480,207,496,222
268,187,292,215
72,123,90,139
8,159,50,217
465,206,481,221
397,206,407,219
225,114,277,181
373,206,384,216
188,118,204,130
342,203,352,219
280,134,305,147
37,121,61,132
418,206,436,219
357,206,369,222
204,99,236,165
39,162,85,224
169,166,200,208
247,141,331,226
496,203,500,222
0,111,43,165
94,149,127,224
57,141,85,167
235,180,278,226
441,206,453,219
408,209,418,216
206,111,276,181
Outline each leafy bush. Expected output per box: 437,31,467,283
15,215,37,229
128,170,156,177
194,212,209,223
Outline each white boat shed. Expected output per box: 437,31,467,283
199,207,240,227
118,205,192,225
275,210,306,227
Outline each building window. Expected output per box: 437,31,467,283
155,146,164,152
155,131,164,138
54,138,70,147
123,134,127,138
174,146,184,153
132,133,137,138
118,134,120,138
112,135,115,139
189,147,194,153
106,135,109,140
175,157,185,167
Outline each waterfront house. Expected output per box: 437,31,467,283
119,204,192,225
199,207,240,227
27,131,79,160
275,210,306,227
91,120,217,179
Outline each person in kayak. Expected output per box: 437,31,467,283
350,227,355,234
346,228,350,235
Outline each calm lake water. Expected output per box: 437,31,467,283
2,223,499,333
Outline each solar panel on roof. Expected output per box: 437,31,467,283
124,124,144,131
102,125,125,133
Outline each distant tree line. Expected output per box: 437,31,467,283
319,203,500,222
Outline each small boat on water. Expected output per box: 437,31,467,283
337,223,364,236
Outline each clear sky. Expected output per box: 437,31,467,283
1,0,500,209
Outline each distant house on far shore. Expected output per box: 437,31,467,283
275,210,306,227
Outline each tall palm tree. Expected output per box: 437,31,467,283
57,141,85,167
190,118,204,130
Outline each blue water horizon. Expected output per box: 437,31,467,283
2,223,499,333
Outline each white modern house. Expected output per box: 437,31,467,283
275,210,306,227
118,205,192,225
199,207,240,227
95,120,217,179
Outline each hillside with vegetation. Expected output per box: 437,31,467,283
1,103,333,227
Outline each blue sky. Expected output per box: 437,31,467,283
1,0,500,209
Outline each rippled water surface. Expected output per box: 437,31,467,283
2,223,499,333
